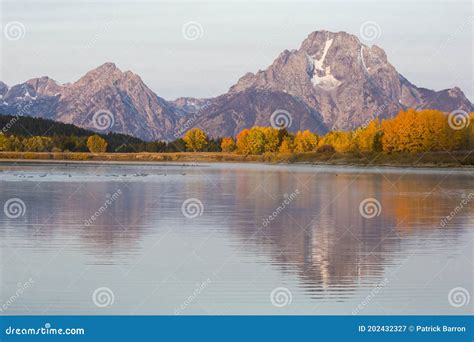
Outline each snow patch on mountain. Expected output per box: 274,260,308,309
313,38,333,71
310,38,341,89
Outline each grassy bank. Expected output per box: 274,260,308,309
0,151,473,168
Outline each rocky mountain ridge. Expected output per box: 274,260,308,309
1,30,472,141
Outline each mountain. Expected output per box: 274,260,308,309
1,30,472,140
0,63,182,141
185,88,327,137
227,30,473,131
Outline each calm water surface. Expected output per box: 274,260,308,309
0,162,473,315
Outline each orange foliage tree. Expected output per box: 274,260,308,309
381,109,465,153
221,137,236,152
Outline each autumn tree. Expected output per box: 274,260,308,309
183,128,209,152
23,136,54,152
261,127,281,152
381,109,463,153
279,137,294,154
87,135,108,153
459,112,474,150
235,128,262,155
0,133,9,151
352,120,382,152
467,113,474,150
293,130,318,152
320,131,353,152
8,136,23,151
236,127,282,155
236,129,250,154
221,137,236,152
245,128,266,154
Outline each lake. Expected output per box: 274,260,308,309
0,162,472,315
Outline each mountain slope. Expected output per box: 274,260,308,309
227,30,473,131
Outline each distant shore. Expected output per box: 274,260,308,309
0,151,473,168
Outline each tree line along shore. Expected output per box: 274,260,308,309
0,109,473,167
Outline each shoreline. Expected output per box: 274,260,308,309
0,151,473,170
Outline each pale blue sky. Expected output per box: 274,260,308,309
1,0,472,101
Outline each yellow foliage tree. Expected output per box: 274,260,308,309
320,131,353,152
24,136,54,152
279,137,294,154
245,128,266,155
236,129,251,154
0,133,8,151
293,130,318,152
468,113,474,150
86,135,108,153
236,127,281,155
183,128,209,152
459,112,474,150
261,127,281,153
381,109,463,153
221,137,236,152
352,120,382,152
